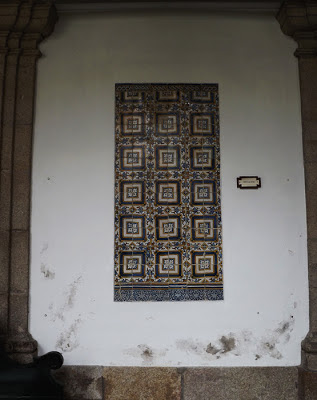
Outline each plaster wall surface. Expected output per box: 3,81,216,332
30,11,308,367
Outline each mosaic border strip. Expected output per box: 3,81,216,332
114,83,223,301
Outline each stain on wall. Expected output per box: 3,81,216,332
206,334,236,356
124,345,168,366
40,242,49,255
56,319,82,352
47,276,85,353
49,276,82,322
40,263,55,280
175,316,295,362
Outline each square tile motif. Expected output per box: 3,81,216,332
115,84,222,301
121,113,145,136
156,216,181,241
119,215,145,241
156,113,180,135
156,181,181,205
120,181,145,205
190,90,215,103
190,113,215,136
121,90,145,103
191,216,217,241
119,251,146,277
156,89,180,102
155,251,182,277
155,146,180,170
192,251,218,277
190,146,215,170
191,180,216,205
120,146,145,170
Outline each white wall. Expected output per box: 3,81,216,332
30,11,309,367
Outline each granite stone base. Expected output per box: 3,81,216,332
53,366,299,400
298,368,317,400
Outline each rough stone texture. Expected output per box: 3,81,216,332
11,124,33,231
103,367,182,400
302,332,317,371
8,293,28,334
0,168,11,230
277,5,317,394
299,55,317,374
309,264,317,289
302,119,317,141
10,230,29,293
305,161,317,245
0,1,58,362
0,294,8,335
53,366,103,400
183,367,298,400
277,1,317,58
304,139,317,163
0,231,9,291
298,368,317,400
50,366,299,400
308,238,317,265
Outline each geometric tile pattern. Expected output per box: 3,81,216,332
115,83,223,301
155,146,180,170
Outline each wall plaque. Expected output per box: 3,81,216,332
237,176,261,189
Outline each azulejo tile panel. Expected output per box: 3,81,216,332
114,83,223,301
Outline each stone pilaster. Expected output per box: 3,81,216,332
277,1,317,398
0,0,57,363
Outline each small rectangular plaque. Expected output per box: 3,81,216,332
237,176,261,189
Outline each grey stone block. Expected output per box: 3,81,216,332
54,366,103,400
183,367,298,400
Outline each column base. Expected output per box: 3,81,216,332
302,331,317,371
298,368,317,400
0,332,37,363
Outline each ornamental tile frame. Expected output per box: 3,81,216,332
114,83,223,301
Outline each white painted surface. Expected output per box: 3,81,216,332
30,12,308,366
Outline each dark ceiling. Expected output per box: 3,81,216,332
55,0,281,3
54,0,284,14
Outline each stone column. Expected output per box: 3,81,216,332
0,0,57,363
277,1,317,398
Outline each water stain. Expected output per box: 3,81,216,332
176,339,201,355
257,316,295,359
220,335,236,353
205,334,236,356
56,319,81,352
65,276,82,310
276,321,290,335
40,242,49,255
177,334,237,360
50,276,82,322
40,263,55,280
260,340,282,360
124,345,167,365
206,343,220,355
138,345,154,362
177,318,294,362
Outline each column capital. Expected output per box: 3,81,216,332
277,1,317,57
0,1,57,52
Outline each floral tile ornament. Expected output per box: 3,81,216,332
114,84,223,301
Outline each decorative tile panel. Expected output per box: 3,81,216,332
115,84,223,301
